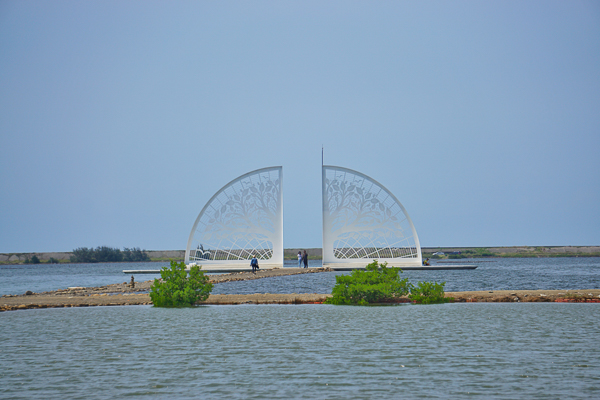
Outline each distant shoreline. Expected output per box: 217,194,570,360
1,246,599,264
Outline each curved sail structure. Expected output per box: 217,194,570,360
322,165,422,268
185,166,283,270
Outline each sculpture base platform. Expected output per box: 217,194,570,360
124,264,477,274
123,266,284,274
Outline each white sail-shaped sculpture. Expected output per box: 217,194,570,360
185,166,283,270
322,165,422,268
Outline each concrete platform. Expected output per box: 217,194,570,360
123,267,283,274
124,264,477,273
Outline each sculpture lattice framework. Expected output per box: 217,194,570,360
185,166,283,269
322,165,422,267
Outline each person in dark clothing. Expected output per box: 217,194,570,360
302,250,308,268
250,255,259,273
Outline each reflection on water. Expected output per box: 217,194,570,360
1,303,599,399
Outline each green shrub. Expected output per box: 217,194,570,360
24,255,40,264
325,260,411,305
150,260,213,307
409,281,452,304
47,257,60,264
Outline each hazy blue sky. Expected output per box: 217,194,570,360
1,1,599,253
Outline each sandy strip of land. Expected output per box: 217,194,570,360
0,293,331,311
446,289,600,303
2,290,600,312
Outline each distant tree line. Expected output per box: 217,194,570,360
24,255,41,264
70,247,150,263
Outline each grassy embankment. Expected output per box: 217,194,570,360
421,246,600,260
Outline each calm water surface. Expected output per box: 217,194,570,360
1,303,599,399
1,258,600,398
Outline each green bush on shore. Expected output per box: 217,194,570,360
150,260,213,307
326,260,452,305
325,260,411,305
408,281,453,304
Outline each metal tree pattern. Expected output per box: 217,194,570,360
185,167,283,266
322,166,421,265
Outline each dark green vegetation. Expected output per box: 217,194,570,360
325,261,411,305
325,260,451,305
150,260,213,307
23,255,40,264
408,281,453,304
70,247,150,263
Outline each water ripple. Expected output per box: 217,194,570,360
1,303,599,399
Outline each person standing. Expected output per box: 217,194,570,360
298,251,303,268
302,250,308,268
251,255,259,273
